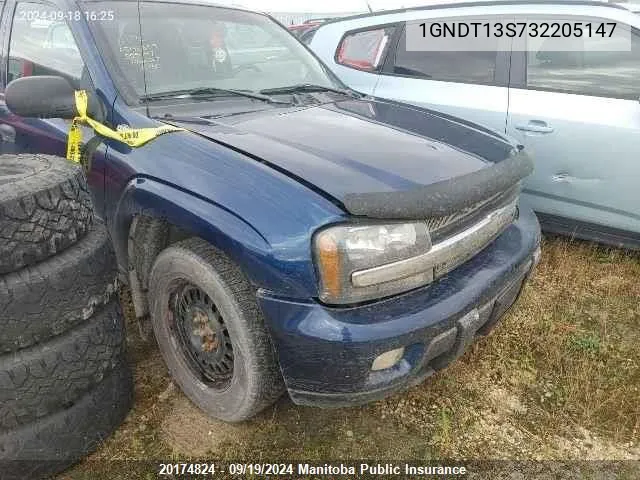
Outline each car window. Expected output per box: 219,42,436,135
526,20,640,99
87,1,340,100
392,25,500,85
8,3,85,84
336,26,397,71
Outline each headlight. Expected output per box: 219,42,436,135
313,222,432,304
313,199,519,305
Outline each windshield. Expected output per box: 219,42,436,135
87,1,340,101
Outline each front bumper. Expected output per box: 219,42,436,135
257,207,541,408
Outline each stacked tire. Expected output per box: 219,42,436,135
0,154,133,479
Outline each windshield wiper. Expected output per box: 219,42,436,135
152,114,214,125
142,87,292,104
260,84,361,97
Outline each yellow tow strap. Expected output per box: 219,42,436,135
66,90,185,163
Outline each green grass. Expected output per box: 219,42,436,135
61,237,640,478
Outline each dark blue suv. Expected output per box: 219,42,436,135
1,0,541,421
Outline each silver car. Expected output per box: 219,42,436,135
308,1,640,249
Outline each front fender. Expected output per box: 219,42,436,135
112,176,316,298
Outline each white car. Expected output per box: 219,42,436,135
623,2,640,14
307,0,640,249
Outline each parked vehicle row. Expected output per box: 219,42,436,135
0,154,132,479
288,18,332,39
307,0,640,249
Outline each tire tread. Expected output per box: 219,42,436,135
0,154,94,275
0,300,126,432
178,238,286,414
150,238,285,422
0,363,133,479
0,223,117,353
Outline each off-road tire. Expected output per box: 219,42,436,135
0,300,126,432
0,154,94,275
149,238,285,422
0,222,117,354
0,362,133,479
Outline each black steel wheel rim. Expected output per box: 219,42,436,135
170,282,234,389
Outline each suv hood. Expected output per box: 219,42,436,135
164,98,530,218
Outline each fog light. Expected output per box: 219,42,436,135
371,347,405,371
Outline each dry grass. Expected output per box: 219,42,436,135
61,236,640,478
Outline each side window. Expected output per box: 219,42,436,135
392,25,500,84
526,19,640,99
336,25,397,71
8,3,85,84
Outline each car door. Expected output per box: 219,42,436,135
373,16,510,136
0,0,108,215
508,14,640,240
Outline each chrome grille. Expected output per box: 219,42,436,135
352,198,519,289
426,188,517,237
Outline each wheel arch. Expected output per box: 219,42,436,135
112,177,305,318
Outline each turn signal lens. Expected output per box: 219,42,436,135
316,232,341,300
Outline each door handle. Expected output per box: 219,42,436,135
515,120,554,134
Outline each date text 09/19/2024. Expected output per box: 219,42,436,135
158,463,469,476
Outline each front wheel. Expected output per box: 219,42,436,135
148,238,284,422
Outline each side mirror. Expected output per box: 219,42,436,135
5,75,104,121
